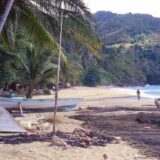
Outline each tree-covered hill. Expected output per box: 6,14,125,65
95,11,160,85
2,9,160,88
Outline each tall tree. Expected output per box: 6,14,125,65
0,0,100,137
0,0,14,34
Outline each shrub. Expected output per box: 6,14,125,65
43,88,51,95
83,67,101,87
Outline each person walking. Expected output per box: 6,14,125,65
137,89,141,100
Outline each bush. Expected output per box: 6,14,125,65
43,88,51,95
83,67,101,87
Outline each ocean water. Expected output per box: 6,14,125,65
129,85,160,99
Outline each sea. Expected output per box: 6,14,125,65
128,85,160,99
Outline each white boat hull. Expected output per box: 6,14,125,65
0,98,82,110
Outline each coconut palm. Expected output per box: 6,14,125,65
20,45,56,98
0,0,100,50
0,0,101,136
1,43,56,98
0,0,60,54
0,0,14,34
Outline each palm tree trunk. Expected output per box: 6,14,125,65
53,8,63,135
26,82,34,99
0,0,14,35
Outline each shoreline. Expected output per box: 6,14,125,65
35,85,158,99
4,85,158,100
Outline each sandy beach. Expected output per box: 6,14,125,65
0,86,159,160
36,86,154,108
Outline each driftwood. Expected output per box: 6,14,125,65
17,102,24,117
51,135,67,148
57,128,114,148
155,99,160,108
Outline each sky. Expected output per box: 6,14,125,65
83,0,160,17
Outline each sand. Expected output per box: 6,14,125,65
0,86,158,160
35,86,154,108
35,86,133,99
0,141,156,160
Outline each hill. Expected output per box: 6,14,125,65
94,11,160,85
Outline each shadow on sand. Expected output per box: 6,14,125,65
0,130,115,148
0,133,52,144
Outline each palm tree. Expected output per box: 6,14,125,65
0,0,101,136
0,0,60,53
0,0,100,51
20,45,56,98
0,0,14,34
1,43,56,98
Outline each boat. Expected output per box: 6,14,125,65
0,98,82,133
0,98,82,111
0,108,26,133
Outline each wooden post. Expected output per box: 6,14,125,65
53,1,64,135
18,102,24,117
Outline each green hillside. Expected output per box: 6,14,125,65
95,11,160,85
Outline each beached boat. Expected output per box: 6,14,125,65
0,108,26,133
0,98,82,110
0,98,82,133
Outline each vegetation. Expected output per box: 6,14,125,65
0,0,100,94
94,11,160,85
0,0,100,135
2,4,160,94
83,66,106,86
